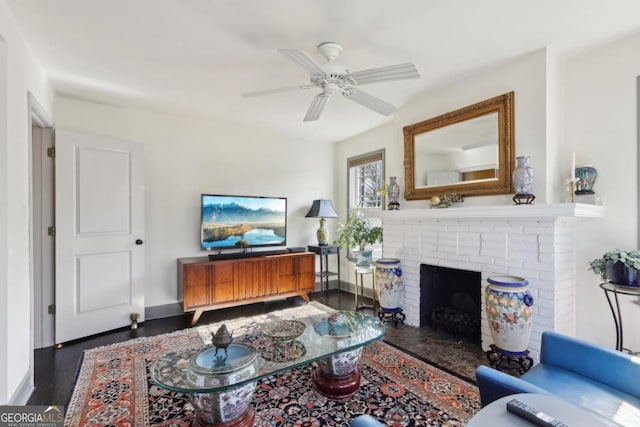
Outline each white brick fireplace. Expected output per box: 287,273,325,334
368,203,603,361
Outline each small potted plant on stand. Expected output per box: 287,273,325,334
334,210,383,266
589,249,640,286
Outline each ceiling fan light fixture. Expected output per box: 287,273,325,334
317,42,343,63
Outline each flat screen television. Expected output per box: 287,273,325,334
200,194,287,250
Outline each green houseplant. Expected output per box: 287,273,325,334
334,210,383,266
588,249,640,286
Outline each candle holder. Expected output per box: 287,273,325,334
564,178,577,203
570,180,576,203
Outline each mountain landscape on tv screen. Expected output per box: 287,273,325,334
201,202,286,248
202,202,284,223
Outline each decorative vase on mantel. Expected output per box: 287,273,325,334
575,166,598,195
387,176,400,210
512,156,535,205
485,275,534,356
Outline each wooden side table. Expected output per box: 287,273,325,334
307,245,340,293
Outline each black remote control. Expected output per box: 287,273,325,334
506,399,568,427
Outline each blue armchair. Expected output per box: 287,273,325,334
476,330,640,425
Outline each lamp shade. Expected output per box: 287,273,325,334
305,199,338,218
305,199,338,246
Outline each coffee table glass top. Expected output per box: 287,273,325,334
151,310,385,393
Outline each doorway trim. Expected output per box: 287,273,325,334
28,92,54,351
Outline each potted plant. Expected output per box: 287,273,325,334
333,210,383,266
588,249,640,286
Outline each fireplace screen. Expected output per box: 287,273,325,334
420,264,481,342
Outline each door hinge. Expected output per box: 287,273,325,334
47,226,56,237
48,304,56,315
47,147,55,158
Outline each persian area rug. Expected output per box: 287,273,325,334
64,301,480,426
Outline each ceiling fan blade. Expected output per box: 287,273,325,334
348,63,420,85
343,88,396,116
304,93,330,122
241,84,314,97
278,49,328,76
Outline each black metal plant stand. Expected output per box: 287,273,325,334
485,344,534,376
512,193,535,205
377,307,405,328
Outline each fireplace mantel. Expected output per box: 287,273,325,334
367,203,603,221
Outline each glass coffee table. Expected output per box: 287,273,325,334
151,310,385,427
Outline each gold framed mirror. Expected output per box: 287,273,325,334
403,92,514,200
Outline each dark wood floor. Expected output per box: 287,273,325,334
28,289,486,406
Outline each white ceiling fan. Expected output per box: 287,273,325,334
241,42,420,122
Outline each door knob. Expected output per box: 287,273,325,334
135,239,144,245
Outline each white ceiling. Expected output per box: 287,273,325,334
7,0,640,144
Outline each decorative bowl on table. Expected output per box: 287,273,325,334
313,311,362,337
187,344,258,388
260,319,307,362
262,319,306,343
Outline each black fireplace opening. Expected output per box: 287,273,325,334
420,264,481,342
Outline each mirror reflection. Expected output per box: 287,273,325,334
414,113,498,188
403,92,514,200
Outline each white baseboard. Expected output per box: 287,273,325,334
9,370,33,405
145,302,183,320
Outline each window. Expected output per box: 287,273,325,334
347,149,385,210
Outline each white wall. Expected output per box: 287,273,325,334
0,0,54,404
564,32,640,350
54,98,335,308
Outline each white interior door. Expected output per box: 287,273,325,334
55,129,145,344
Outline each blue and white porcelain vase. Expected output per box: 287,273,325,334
485,275,534,356
513,156,535,194
186,344,259,425
575,166,598,195
375,258,403,309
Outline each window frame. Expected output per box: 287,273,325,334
346,149,385,212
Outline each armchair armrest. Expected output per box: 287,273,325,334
475,365,551,407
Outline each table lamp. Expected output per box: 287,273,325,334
305,199,338,246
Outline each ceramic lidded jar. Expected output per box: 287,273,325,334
375,258,403,309
512,156,535,194
485,275,534,356
186,343,259,425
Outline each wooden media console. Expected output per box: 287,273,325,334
178,252,316,325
